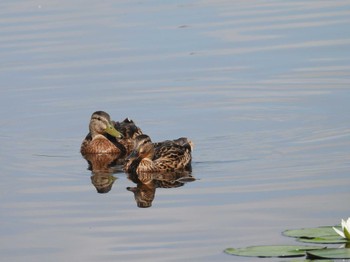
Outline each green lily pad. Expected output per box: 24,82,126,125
283,226,349,244
283,226,338,238
224,245,324,258
296,235,348,244
306,248,350,259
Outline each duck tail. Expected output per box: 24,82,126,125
187,140,194,151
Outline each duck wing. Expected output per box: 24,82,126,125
114,118,143,139
114,118,143,154
153,141,192,172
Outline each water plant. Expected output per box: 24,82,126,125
224,245,323,258
333,217,350,240
224,217,350,260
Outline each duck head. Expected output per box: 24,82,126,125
89,111,123,138
128,134,155,160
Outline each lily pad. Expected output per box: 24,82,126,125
283,226,349,244
296,235,348,244
306,248,350,259
283,226,338,238
224,245,324,258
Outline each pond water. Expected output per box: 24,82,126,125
1,1,350,261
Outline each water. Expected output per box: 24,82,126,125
1,1,350,261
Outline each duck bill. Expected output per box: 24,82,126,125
105,123,123,138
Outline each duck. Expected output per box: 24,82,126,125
80,111,142,156
124,134,193,173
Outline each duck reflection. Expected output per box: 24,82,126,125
91,173,117,193
127,171,196,208
127,181,155,208
82,153,122,193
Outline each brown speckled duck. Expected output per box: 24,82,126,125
80,111,142,156
124,134,193,173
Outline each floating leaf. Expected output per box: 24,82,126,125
296,235,348,244
224,245,324,258
283,226,338,238
283,226,349,244
306,248,350,259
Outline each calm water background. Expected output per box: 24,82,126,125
1,1,350,261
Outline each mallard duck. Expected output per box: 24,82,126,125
124,134,193,173
80,111,142,156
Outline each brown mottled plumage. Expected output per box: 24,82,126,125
113,118,143,155
84,153,121,173
124,134,193,173
80,111,142,156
